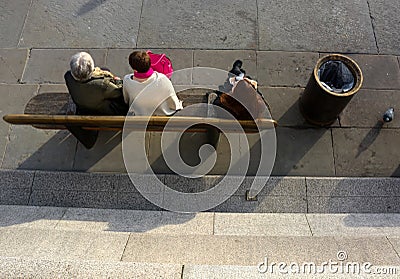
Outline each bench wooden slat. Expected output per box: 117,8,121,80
3,114,277,132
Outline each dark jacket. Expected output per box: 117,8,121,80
64,71,128,115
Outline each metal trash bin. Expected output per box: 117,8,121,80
299,54,363,126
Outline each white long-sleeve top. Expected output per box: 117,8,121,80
123,72,183,116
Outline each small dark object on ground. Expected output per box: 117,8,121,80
383,107,394,122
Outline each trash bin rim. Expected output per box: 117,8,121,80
314,54,363,97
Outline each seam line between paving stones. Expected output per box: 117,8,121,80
119,232,132,262
16,0,34,48
181,265,185,279
104,48,110,65
135,0,145,49
330,129,337,176
19,49,32,85
255,0,260,51
27,171,36,206
11,47,389,54
366,0,380,54
305,177,309,213
304,214,314,236
71,139,80,170
53,207,69,229
386,236,400,260
212,212,216,235
0,125,11,169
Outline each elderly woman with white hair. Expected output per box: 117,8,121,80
64,52,128,115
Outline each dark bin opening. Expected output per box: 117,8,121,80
317,60,355,93
300,54,363,126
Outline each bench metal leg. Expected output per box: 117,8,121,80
66,126,99,149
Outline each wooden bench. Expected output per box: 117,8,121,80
3,90,277,149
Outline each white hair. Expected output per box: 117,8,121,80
70,52,95,81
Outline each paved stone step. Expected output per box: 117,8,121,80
1,170,399,213
0,258,397,279
0,257,182,279
2,205,400,238
0,226,398,275
0,205,399,277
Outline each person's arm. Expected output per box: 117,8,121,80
102,78,123,99
166,94,183,110
161,75,183,110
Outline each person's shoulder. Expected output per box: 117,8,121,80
155,72,172,83
64,70,73,80
123,74,134,83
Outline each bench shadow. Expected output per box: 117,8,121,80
77,0,109,16
393,165,400,177
0,205,200,234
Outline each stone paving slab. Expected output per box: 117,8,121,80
1,170,398,212
257,51,318,87
0,205,65,229
183,265,398,279
73,131,126,173
21,49,107,84
0,169,33,190
368,0,400,55
122,234,400,266
137,0,258,49
0,1,32,48
307,214,400,237
19,0,141,48
32,171,159,193
308,196,400,214
212,195,307,213
272,128,335,176
349,54,400,90
38,84,68,94
0,257,183,279
29,190,163,211
0,84,39,167
0,189,30,206
262,87,314,127
0,84,38,114
146,131,232,175
306,177,400,197
2,127,76,171
186,266,371,279
258,0,377,53
335,236,400,265
57,208,213,235
214,213,311,236
165,175,306,197
332,128,400,177
0,227,129,261
194,50,257,78
388,237,400,260
0,49,29,83
340,89,400,128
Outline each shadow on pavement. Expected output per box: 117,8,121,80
77,0,109,17
356,121,383,158
0,205,198,234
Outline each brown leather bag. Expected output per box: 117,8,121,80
218,79,267,120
